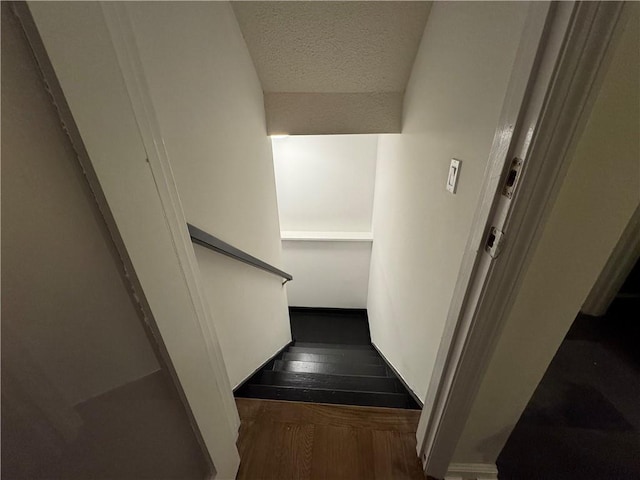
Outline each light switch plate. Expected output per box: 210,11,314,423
447,159,461,194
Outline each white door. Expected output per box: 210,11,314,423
19,2,241,478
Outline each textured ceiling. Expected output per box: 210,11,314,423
232,1,431,134
232,1,431,93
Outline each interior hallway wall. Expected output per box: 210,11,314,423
367,2,530,401
1,4,207,477
127,2,291,388
273,135,377,308
452,4,640,465
1,3,159,408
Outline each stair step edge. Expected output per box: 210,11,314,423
283,352,383,365
237,384,415,409
288,346,380,356
255,370,403,393
293,342,375,350
273,360,391,378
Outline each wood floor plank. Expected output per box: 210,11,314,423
310,424,362,479
235,398,425,480
372,429,424,480
401,431,426,477
354,427,376,480
236,419,255,459
372,429,398,479
237,420,287,480
277,423,314,480
243,398,419,433
236,396,265,422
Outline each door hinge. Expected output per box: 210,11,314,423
485,227,505,258
502,157,524,199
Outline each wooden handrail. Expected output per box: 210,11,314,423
188,223,293,284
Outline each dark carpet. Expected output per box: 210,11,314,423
498,261,640,480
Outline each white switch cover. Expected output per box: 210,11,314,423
447,159,461,194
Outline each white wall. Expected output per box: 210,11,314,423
273,135,378,232
272,135,377,308
367,2,530,401
2,4,159,406
453,5,640,464
127,2,291,388
281,241,372,308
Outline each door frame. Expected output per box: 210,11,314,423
98,0,242,436
416,2,630,478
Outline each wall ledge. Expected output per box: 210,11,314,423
281,231,373,242
445,463,498,480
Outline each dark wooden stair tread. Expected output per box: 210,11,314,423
288,346,380,358
283,351,384,365
234,318,421,410
253,370,404,393
274,360,388,377
293,342,375,350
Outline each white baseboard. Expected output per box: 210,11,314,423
445,463,498,480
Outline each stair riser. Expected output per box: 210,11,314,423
239,384,412,409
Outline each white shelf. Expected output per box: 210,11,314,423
280,231,373,242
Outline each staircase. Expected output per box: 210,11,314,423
235,307,420,409
235,341,420,409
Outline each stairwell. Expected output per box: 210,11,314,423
235,308,420,410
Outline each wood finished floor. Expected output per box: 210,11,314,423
236,398,425,480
